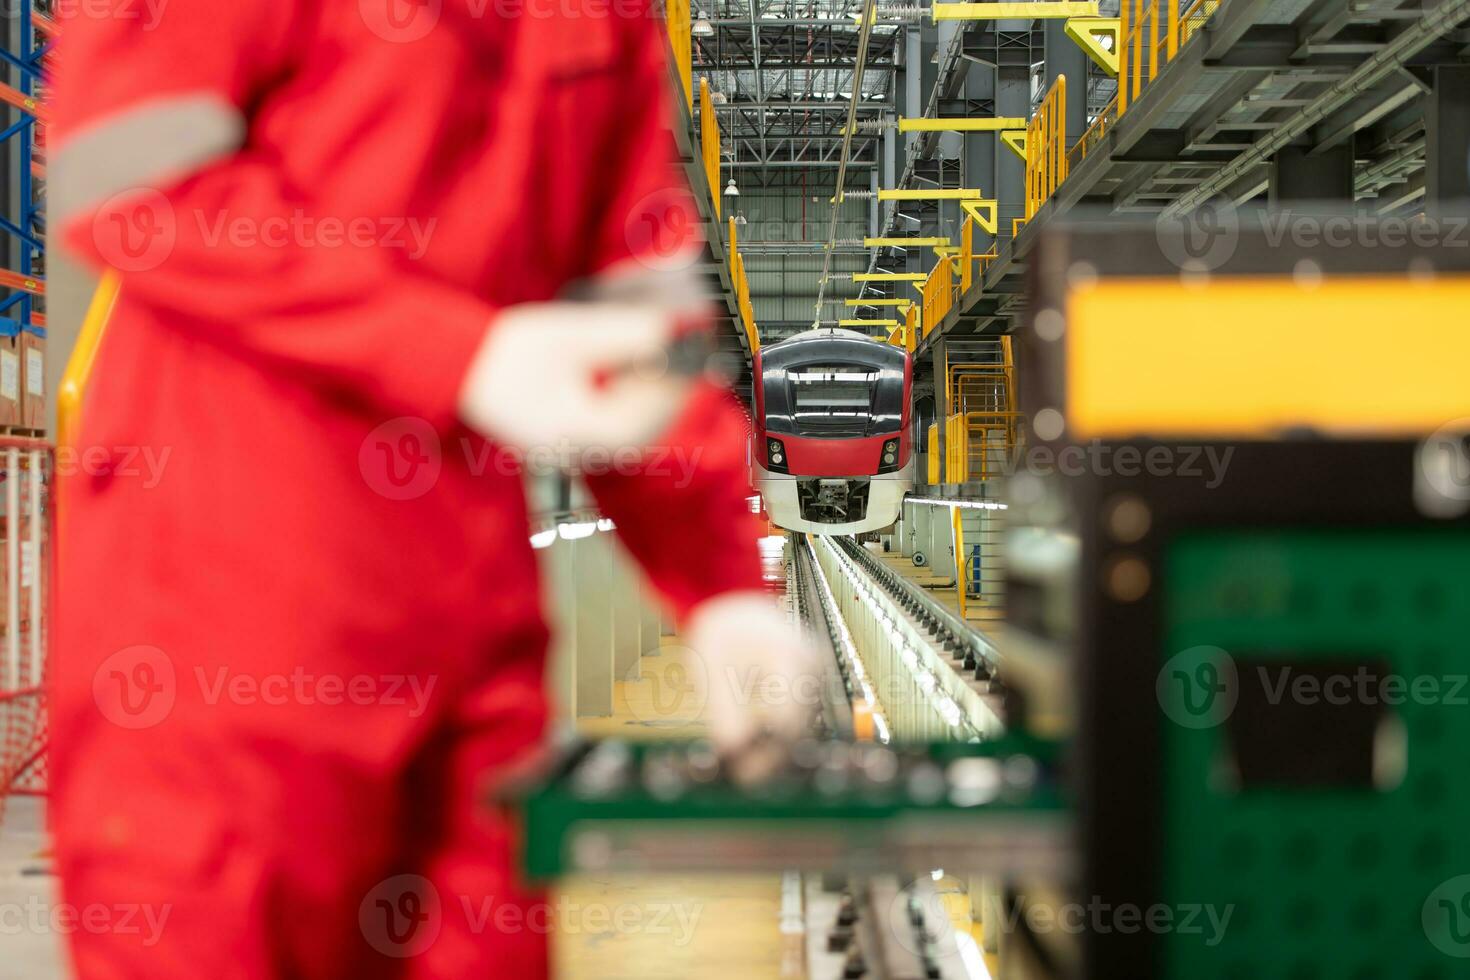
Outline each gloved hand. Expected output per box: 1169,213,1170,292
683,591,825,782
458,302,700,459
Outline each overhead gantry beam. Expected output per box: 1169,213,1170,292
879,187,989,200
864,237,952,247
897,117,1029,132
931,2,1099,20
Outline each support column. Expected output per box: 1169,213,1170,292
932,337,949,484
995,64,1029,245
930,506,956,580
573,533,614,717
905,27,925,161
882,127,898,232
611,543,643,682
542,537,579,728
1426,65,1470,206
1044,19,1088,146
1269,141,1355,205
964,58,998,256
641,590,663,657
912,502,932,565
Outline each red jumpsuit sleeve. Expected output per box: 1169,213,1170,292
49,2,493,428
578,14,765,620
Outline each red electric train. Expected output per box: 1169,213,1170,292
752,328,914,535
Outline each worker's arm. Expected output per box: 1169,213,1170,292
553,14,818,759
528,12,769,620
50,2,493,429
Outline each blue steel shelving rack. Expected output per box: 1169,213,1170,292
0,3,46,349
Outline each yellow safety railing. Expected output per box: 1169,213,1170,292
1024,74,1068,220
904,303,920,352
665,0,693,114
944,412,1026,483
927,423,942,484
1118,0,1223,116
952,505,967,618
921,255,960,336
960,220,975,293
936,337,1021,484
729,217,759,355
1068,93,1118,171
957,217,997,295
699,77,722,220
58,271,120,451
1063,1,1221,182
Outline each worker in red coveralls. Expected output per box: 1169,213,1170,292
48,1,815,976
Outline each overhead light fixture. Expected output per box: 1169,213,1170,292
734,213,748,225
692,12,714,35
725,177,740,197
710,89,728,105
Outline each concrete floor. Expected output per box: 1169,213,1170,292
0,796,63,979
561,638,789,980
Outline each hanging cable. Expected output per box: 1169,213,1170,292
812,0,879,321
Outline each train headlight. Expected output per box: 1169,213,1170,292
879,438,901,474
766,437,788,473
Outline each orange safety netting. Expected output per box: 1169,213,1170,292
0,442,50,830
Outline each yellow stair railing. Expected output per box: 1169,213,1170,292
937,338,1021,484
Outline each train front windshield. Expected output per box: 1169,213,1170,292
762,335,905,439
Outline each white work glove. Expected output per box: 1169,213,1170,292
458,302,698,459
684,591,825,781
